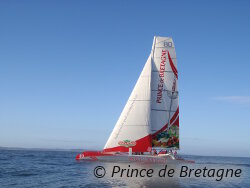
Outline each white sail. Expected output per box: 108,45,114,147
104,36,179,152
104,55,152,152
151,36,179,149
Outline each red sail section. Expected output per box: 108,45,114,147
152,108,179,149
103,135,152,153
168,51,178,79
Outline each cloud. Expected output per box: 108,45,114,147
212,96,250,105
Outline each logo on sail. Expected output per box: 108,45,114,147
156,49,167,103
118,140,136,147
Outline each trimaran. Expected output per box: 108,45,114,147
76,36,194,164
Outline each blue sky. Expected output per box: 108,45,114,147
0,0,250,157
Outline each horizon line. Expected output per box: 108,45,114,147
1,146,249,159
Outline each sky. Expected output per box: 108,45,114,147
0,0,250,157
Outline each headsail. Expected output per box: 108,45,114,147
104,55,152,152
151,37,179,149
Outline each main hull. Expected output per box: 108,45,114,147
76,152,194,164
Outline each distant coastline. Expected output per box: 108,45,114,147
1,146,249,159
0,146,85,152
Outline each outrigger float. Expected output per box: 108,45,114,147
76,36,194,164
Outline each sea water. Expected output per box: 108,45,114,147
0,149,250,187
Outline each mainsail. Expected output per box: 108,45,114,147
151,37,179,149
104,36,179,153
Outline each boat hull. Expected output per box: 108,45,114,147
76,153,194,164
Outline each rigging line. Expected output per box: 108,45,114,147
166,86,174,131
166,80,178,132
166,114,179,132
